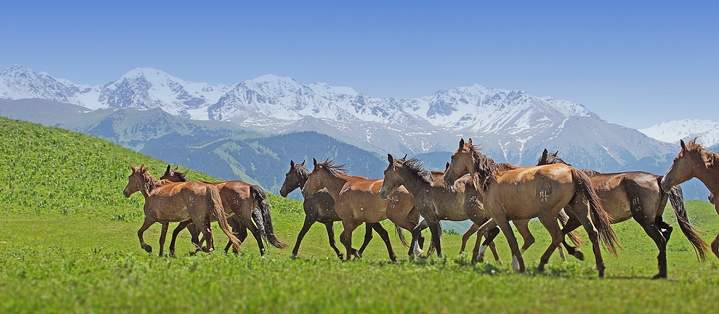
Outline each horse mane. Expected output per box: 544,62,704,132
400,158,434,185
539,151,601,176
318,159,346,174
466,144,500,190
684,139,719,168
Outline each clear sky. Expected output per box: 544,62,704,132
1,0,717,128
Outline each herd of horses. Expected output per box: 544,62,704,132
123,138,719,279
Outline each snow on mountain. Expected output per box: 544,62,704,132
640,119,719,147
0,65,675,167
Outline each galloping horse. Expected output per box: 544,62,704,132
539,150,707,278
123,165,241,254
159,166,285,256
444,139,619,277
662,139,719,259
279,160,375,259
303,159,421,261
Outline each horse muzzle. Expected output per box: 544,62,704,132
123,189,131,198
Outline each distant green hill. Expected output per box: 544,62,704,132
0,117,220,220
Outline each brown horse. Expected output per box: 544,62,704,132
444,139,619,277
123,165,241,254
662,139,719,258
303,159,421,261
279,160,376,259
539,149,707,278
159,166,284,256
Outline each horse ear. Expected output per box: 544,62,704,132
402,154,407,160
468,138,473,145
313,158,318,167
554,150,559,156
387,154,394,164
459,138,465,149
165,165,171,174
140,164,147,173
541,149,548,159
445,162,450,170
680,139,687,151
301,160,306,166
290,160,295,168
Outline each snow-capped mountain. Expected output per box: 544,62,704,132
0,65,674,168
641,119,719,147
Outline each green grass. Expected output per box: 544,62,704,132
2,117,719,313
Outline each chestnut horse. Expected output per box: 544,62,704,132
123,165,241,254
538,149,707,278
662,139,719,258
303,159,421,261
159,166,284,256
444,139,619,277
279,160,375,259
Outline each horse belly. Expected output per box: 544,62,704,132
597,190,632,223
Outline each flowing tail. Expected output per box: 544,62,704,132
571,168,619,255
665,183,708,261
251,185,287,248
558,209,583,247
207,186,241,252
394,224,410,248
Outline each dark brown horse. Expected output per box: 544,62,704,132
662,139,719,258
279,160,377,259
159,166,286,256
123,165,241,254
444,139,619,277
539,149,707,278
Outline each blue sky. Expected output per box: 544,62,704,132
1,0,717,128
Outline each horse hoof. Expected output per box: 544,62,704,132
573,250,585,261
142,245,152,253
337,253,344,260
537,265,546,273
652,273,667,280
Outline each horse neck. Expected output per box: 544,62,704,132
694,163,719,196
141,174,163,198
398,169,430,195
318,171,351,199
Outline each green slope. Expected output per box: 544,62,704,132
0,117,220,219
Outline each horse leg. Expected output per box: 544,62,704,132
409,219,428,259
427,220,443,258
225,217,247,254
372,223,397,262
243,216,265,256
537,215,564,272
560,215,584,260
460,223,480,255
495,216,525,272
137,216,155,253
169,220,191,257
340,221,359,261
291,215,315,258
325,222,344,260
574,210,605,278
158,222,169,257
514,219,535,253
641,220,668,279
356,223,373,258
473,221,498,263
713,204,719,259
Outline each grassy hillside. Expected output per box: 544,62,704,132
2,117,719,313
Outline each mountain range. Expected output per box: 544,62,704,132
0,65,713,199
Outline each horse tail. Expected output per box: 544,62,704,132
558,209,583,247
207,186,241,252
666,183,708,261
251,185,287,249
395,224,410,248
571,168,619,255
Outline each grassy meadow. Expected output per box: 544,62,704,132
1,117,719,313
